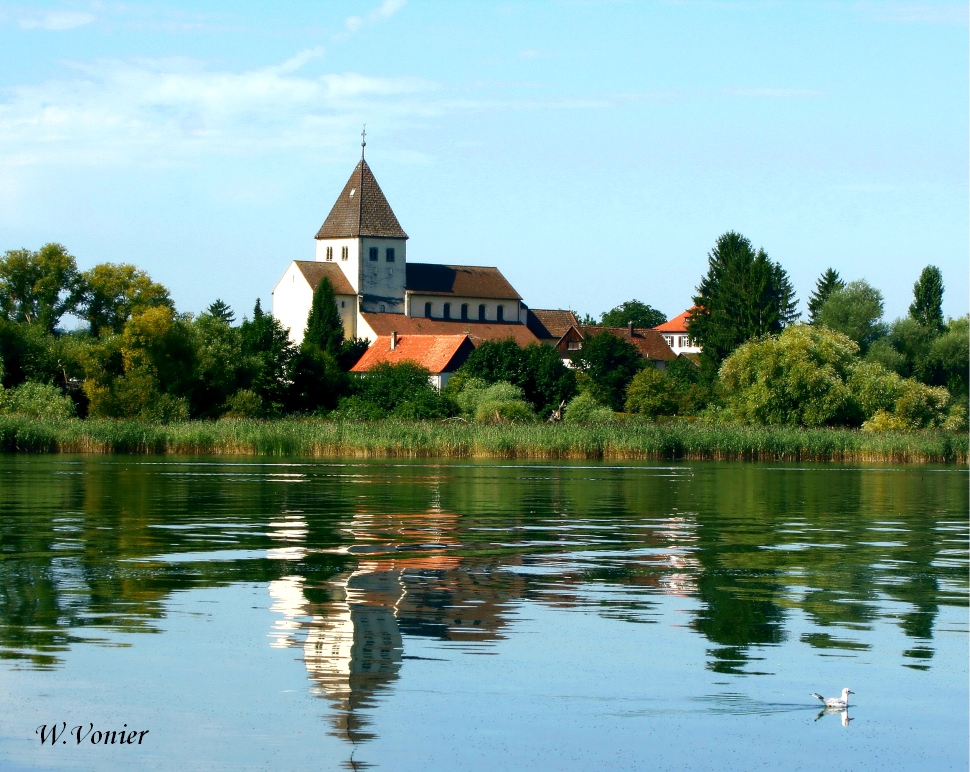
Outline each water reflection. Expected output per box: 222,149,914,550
0,458,966,756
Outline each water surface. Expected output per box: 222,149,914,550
1,457,967,770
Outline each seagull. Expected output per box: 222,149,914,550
811,688,854,709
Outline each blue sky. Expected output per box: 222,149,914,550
0,0,967,323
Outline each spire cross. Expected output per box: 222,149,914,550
361,125,366,159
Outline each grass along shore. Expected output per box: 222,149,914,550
0,416,965,463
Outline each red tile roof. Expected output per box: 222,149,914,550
315,160,408,240
579,326,676,361
526,309,580,339
653,308,697,333
361,313,539,348
351,335,473,374
405,264,521,300
295,261,356,295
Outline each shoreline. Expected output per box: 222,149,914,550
0,417,965,464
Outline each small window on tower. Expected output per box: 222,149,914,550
326,246,333,261
369,247,378,261
341,246,349,261
386,248,395,262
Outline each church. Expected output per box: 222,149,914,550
272,151,557,353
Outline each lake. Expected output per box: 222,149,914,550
0,457,966,770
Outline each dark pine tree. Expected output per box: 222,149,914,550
304,278,344,357
909,265,945,333
687,231,799,381
807,268,845,325
206,299,236,325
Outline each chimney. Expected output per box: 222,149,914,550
390,331,397,350
627,321,635,336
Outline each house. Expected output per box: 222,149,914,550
272,151,538,346
653,309,702,356
557,322,676,369
350,333,475,390
525,309,580,342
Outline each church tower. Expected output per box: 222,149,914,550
313,154,408,317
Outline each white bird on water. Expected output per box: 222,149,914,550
812,688,854,709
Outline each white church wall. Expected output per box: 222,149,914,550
407,295,521,324
315,238,360,293
272,262,314,345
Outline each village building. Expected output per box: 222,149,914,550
653,309,702,357
556,323,677,369
350,333,475,390
271,151,565,352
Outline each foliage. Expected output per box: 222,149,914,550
452,378,536,423
0,382,75,420
599,300,666,329
289,345,347,415
807,268,845,325
456,339,576,416
688,231,799,380
338,337,370,371
0,244,84,332
81,263,173,336
222,390,264,419
815,280,885,354
190,312,244,418
909,265,945,333
344,361,452,419
571,331,644,411
624,366,680,419
563,393,615,423
238,300,295,417
304,278,344,357
206,299,236,325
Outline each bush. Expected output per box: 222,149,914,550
452,378,535,423
0,382,75,420
564,393,615,423
223,389,264,418
625,367,679,418
345,362,453,419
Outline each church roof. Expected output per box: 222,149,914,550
361,313,539,348
315,160,408,240
294,261,355,295
405,264,521,300
351,335,473,375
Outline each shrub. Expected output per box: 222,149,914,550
223,389,264,418
625,367,679,418
0,382,75,420
564,393,615,423
453,379,535,423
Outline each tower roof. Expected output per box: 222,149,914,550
315,160,408,240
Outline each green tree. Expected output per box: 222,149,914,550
624,367,680,419
304,278,344,357
190,311,244,418
206,299,236,325
81,263,173,336
909,265,945,333
342,362,451,419
688,232,799,380
0,244,84,332
815,280,885,354
238,299,295,417
289,346,347,414
600,300,666,329
572,331,644,411
807,268,845,325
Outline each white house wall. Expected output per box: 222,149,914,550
407,295,521,323
272,263,314,345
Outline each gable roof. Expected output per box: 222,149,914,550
294,261,356,296
315,160,408,240
351,335,473,374
405,264,521,300
653,308,697,333
578,325,676,361
361,313,539,348
526,309,580,340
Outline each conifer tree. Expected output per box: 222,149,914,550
304,278,344,357
909,265,945,333
687,231,799,380
807,268,844,325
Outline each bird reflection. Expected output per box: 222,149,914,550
815,707,853,727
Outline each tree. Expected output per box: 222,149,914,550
238,299,295,416
571,331,644,411
81,263,172,336
600,300,666,329
624,367,680,419
304,278,344,357
815,280,885,354
687,232,799,381
0,244,84,332
909,265,945,333
343,362,451,419
206,299,236,325
190,312,243,418
807,268,845,325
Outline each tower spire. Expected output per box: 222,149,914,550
361,124,366,160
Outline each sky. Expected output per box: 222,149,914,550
0,0,967,324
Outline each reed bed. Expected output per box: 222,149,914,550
0,416,965,463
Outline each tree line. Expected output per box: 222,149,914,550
0,236,965,431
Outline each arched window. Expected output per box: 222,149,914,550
443,302,451,320
478,304,486,321
461,304,468,321
379,304,386,312
425,302,433,318
496,305,504,322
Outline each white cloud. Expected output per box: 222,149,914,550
342,0,406,37
18,10,96,30
0,50,439,167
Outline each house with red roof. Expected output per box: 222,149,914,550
653,308,702,357
350,333,474,390
556,323,677,369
